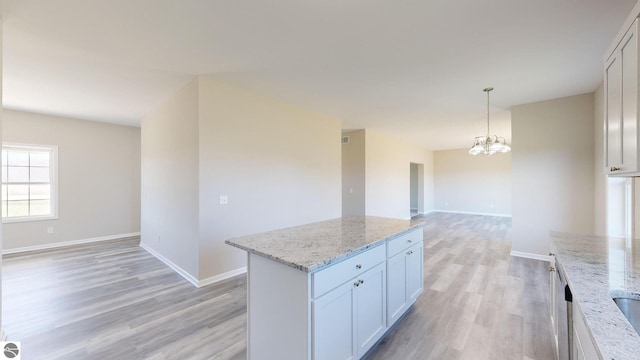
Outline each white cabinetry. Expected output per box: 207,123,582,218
246,227,424,360
387,230,424,325
605,18,640,175
312,260,387,360
312,280,356,360
572,303,599,360
354,262,387,357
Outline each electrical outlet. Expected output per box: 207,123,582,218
219,195,229,205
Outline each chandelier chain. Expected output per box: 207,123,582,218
484,87,493,135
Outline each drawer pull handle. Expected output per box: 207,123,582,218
407,239,412,243
611,166,621,172
356,264,362,269
549,266,555,272
359,279,364,285
548,252,555,256
354,281,360,287
407,250,413,255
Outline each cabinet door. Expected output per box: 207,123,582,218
312,281,356,360
572,302,599,360
606,51,623,171
573,326,586,360
405,242,424,302
621,21,639,173
386,252,408,325
355,262,387,358
606,19,640,174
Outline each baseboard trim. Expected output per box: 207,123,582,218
140,243,247,288
510,250,553,262
433,210,512,218
0,328,6,341
198,267,247,287
2,232,141,255
139,242,199,287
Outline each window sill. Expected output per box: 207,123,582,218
3,215,58,224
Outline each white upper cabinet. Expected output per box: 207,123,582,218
606,19,639,175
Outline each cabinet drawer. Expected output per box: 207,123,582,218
312,244,385,299
387,229,422,257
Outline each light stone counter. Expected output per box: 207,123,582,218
225,216,424,273
551,232,640,360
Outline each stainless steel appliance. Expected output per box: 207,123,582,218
555,258,573,360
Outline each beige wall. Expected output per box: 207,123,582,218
511,93,595,256
434,149,511,216
593,83,608,236
197,76,342,280
2,109,141,251
342,129,366,216
140,79,200,278
364,129,434,219
141,76,342,281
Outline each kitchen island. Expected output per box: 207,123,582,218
551,232,640,359
226,216,425,360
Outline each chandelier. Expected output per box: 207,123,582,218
468,87,511,155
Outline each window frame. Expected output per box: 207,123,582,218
2,143,59,223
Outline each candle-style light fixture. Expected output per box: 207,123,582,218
468,87,511,155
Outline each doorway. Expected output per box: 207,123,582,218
410,163,424,218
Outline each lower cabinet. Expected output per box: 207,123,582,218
355,262,387,356
387,241,424,325
312,280,356,360
247,228,424,360
572,302,598,360
405,242,424,303
312,262,387,360
550,256,598,360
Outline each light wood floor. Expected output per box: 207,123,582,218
3,213,555,359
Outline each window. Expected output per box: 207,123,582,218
2,144,58,222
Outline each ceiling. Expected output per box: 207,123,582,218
0,0,636,150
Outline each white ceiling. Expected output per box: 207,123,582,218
0,0,636,150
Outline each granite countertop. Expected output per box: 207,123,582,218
225,216,424,273
551,232,640,360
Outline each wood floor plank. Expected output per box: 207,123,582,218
364,213,555,360
3,213,555,359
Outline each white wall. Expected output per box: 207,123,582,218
141,79,200,278
365,129,434,219
511,93,595,256
197,76,342,280
3,109,140,251
342,129,366,216
434,149,511,216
